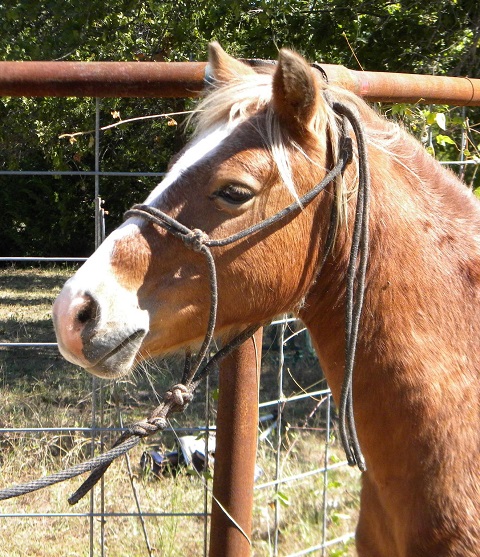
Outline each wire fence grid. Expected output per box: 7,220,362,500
0,96,478,557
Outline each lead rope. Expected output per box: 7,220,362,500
0,94,368,504
329,98,370,471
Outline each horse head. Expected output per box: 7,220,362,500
52,43,348,379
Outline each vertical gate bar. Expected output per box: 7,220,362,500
321,394,332,556
89,100,101,556
90,376,96,557
91,97,105,557
209,329,263,557
273,320,286,556
203,374,211,557
95,97,106,557
94,97,101,248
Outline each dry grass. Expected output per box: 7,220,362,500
0,266,360,556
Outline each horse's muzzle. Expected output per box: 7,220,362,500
52,285,149,378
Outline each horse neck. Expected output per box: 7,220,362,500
299,132,480,470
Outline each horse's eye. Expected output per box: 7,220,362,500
212,184,255,205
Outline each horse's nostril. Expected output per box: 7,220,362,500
76,296,98,325
77,307,92,324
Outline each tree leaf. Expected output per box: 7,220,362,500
435,134,456,146
435,112,447,130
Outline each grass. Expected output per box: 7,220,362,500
0,265,360,556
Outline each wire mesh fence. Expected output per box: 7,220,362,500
0,95,478,557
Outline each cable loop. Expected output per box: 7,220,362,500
148,417,168,431
127,421,160,437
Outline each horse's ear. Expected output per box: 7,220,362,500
272,49,320,130
207,42,256,83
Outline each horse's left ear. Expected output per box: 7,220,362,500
207,42,256,83
272,49,320,130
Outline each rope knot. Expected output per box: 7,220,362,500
164,383,194,409
183,228,209,252
148,416,168,431
128,420,159,437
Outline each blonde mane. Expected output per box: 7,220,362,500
188,69,407,223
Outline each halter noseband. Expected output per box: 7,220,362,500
124,95,370,472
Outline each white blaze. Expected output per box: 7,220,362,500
71,123,231,277
145,124,232,205
63,123,233,294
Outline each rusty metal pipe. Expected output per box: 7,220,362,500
0,61,206,98
209,330,262,557
320,64,480,106
0,60,479,105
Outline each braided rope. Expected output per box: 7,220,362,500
331,100,370,471
0,437,140,501
68,383,194,505
0,383,194,503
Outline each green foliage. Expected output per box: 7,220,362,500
0,1,479,255
388,102,480,191
273,490,291,508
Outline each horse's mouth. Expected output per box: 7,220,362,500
83,329,147,379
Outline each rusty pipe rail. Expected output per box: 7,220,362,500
0,60,479,105
0,61,206,98
320,64,480,106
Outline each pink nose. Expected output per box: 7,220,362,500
52,290,99,368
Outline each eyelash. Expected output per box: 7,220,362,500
212,184,255,205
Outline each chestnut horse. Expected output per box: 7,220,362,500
52,43,480,556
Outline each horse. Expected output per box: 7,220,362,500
52,43,480,556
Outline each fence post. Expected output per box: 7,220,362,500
209,329,262,557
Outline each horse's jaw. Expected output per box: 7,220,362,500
83,329,147,379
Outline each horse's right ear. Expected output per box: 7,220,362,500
207,42,256,84
272,49,321,131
